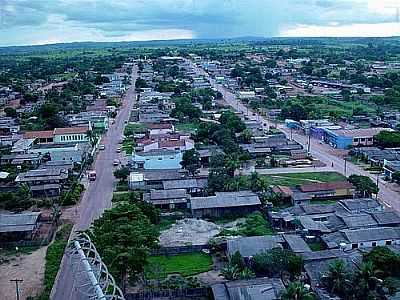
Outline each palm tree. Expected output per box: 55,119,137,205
281,282,315,300
322,260,352,298
353,261,384,299
221,264,240,280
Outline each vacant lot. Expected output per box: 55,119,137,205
146,252,213,278
261,171,346,187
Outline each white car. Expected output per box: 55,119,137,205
116,147,121,153
113,159,120,166
99,144,105,150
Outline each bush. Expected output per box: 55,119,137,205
238,212,274,236
35,224,73,300
252,248,303,277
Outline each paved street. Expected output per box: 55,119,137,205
51,66,138,300
189,61,400,210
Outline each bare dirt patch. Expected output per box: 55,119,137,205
159,219,221,247
0,246,47,299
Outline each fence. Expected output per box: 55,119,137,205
0,222,57,249
125,287,209,300
150,244,208,256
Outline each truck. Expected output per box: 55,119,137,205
88,171,97,181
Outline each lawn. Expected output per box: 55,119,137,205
146,252,213,278
175,122,200,134
261,172,346,187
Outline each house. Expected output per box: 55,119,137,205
29,143,86,163
15,168,69,197
148,123,174,135
212,278,285,300
131,149,183,170
140,137,195,152
24,126,90,144
143,189,189,209
190,191,261,218
323,128,390,149
322,227,400,250
162,177,208,195
53,126,89,143
24,130,54,144
0,153,42,166
384,160,400,180
297,181,355,202
129,169,189,190
227,235,284,259
0,212,41,243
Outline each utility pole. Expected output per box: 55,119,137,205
344,157,347,176
376,174,379,200
307,133,311,154
10,279,23,300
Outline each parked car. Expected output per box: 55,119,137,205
116,147,121,153
99,144,105,150
113,159,120,166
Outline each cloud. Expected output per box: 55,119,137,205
0,0,399,46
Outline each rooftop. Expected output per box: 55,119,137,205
191,191,261,210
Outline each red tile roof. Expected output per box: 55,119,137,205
54,126,89,135
159,139,185,148
300,181,353,193
24,130,54,139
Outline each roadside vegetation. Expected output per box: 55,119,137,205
35,223,73,300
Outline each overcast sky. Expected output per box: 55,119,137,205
0,0,399,46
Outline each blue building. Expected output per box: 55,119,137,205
131,149,183,170
323,129,353,149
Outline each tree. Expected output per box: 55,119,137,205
364,246,400,277
113,167,130,182
181,149,201,175
252,248,303,277
375,131,400,148
353,261,384,300
4,107,17,118
89,202,158,290
281,282,315,300
322,260,352,298
349,175,378,197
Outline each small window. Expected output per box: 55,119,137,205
372,242,377,247
386,240,392,246
352,243,358,249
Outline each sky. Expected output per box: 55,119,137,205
0,0,399,46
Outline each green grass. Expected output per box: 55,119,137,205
308,241,325,252
35,223,73,300
175,122,200,134
146,252,213,278
260,172,346,187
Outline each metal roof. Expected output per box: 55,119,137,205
0,212,40,233
191,191,261,210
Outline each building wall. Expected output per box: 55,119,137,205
192,205,260,218
54,133,88,143
344,238,400,251
132,152,183,170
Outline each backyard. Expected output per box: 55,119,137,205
145,252,213,279
260,171,346,187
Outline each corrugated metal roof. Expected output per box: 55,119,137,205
191,191,261,210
